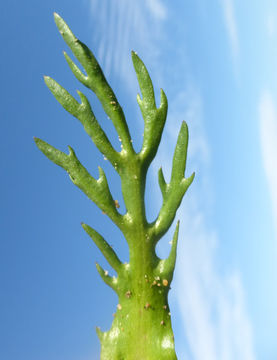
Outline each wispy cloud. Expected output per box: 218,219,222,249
259,91,277,234
89,0,166,91
266,12,276,38
175,211,255,360
159,87,255,360
145,0,167,20
221,0,239,62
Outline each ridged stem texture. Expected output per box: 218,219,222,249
35,13,194,360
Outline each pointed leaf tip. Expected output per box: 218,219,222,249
33,136,42,147
67,145,75,156
33,136,41,146
131,51,141,66
81,222,88,230
33,137,40,147
96,326,104,340
190,172,196,181
53,12,69,36
43,76,52,88
53,12,62,22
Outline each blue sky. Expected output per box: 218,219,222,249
1,0,277,359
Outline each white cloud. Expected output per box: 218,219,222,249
267,13,276,38
166,89,210,166
89,0,165,91
154,87,209,171
259,91,277,234
145,0,167,20
89,0,135,82
175,213,255,360
221,0,239,62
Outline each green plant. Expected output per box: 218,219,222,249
34,13,194,360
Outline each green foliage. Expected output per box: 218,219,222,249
35,13,194,360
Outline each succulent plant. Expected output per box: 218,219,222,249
35,13,194,360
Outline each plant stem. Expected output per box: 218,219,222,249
35,13,194,360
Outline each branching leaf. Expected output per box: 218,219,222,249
132,52,168,166
54,12,134,153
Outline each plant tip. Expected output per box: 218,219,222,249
33,137,40,145
43,76,50,83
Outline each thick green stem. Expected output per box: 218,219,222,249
98,228,178,360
